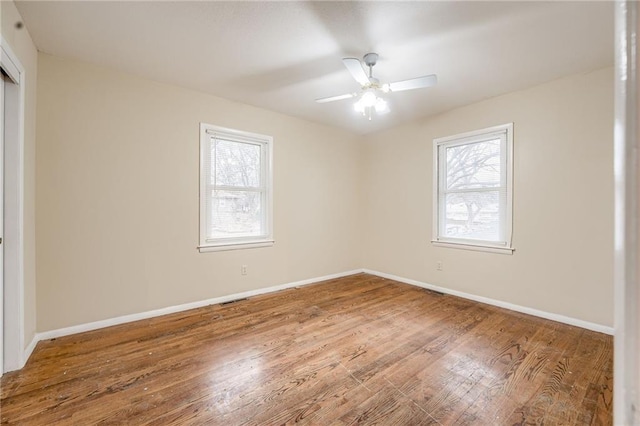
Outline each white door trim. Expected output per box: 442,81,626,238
0,58,5,376
614,1,640,423
0,36,26,373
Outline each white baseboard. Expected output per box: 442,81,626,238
22,335,38,368
364,269,614,335
2,335,40,373
36,269,365,342
25,267,611,370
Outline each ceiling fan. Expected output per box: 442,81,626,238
315,53,437,120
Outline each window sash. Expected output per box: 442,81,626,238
207,137,267,241
208,138,267,207
205,188,267,243
210,136,265,190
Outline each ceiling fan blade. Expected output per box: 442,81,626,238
315,93,356,104
388,74,437,92
342,58,370,86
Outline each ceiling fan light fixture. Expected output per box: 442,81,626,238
316,52,437,122
360,90,377,107
354,91,389,118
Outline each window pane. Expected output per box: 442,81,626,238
212,139,261,188
446,139,501,190
210,190,263,239
444,191,500,241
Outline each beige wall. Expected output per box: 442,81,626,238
36,53,613,331
1,1,38,353
36,53,363,331
362,67,614,327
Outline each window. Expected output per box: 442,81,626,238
432,123,514,254
199,123,273,252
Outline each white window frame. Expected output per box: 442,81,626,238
432,123,514,254
199,123,274,252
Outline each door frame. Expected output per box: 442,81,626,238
614,1,640,424
0,36,26,373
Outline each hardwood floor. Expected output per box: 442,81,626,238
0,273,613,425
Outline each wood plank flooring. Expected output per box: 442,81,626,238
0,273,613,425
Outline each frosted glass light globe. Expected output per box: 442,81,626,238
375,98,389,114
361,91,377,107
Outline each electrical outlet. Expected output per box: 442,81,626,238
241,265,248,275
436,261,443,271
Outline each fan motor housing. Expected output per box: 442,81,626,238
363,52,379,67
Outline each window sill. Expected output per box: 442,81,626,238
431,240,514,255
198,240,275,253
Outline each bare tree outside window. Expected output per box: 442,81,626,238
210,139,263,239
443,139,501,241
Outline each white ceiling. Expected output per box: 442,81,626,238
15,1,614,135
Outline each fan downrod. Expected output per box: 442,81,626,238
363,52,378,78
